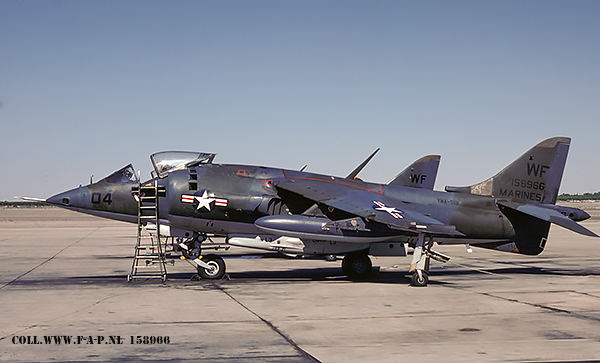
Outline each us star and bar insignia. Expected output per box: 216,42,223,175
181,190,228,211
372,200,404,219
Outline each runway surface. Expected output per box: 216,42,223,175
1,206,599,362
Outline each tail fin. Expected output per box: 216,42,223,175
387,155,440,190
445,137,570,205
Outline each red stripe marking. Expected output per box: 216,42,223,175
182,195,195,203
282,170,383,194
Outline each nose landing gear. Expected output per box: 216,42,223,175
195,255,226,280
178,233,228,280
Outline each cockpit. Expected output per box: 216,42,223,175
103,164,139,184
150,151,216,178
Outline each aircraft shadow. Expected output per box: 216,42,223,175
9,263,598,287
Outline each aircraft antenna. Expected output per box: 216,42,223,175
346,148,380,179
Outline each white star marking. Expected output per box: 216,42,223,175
195,190,216,211
373,201,403,219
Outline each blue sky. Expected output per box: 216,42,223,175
2,1,599,201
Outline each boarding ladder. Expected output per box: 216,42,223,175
128,180,168,282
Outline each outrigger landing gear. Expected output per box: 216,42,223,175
342,251,372,280
409,234,450,287
409,234,432,287
411,269,429,286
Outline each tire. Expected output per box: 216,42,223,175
197,255,226,280
411,271,429,287
342,252,372,279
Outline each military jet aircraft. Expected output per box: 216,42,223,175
30,136,597,286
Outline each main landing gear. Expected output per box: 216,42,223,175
342,251,373,280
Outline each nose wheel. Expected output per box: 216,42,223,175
179,234,228,280
196,255,226,280
188,254,226,280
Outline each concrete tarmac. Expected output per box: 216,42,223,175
1,206,600,362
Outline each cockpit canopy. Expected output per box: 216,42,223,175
150,151,216,178
103,164,139,184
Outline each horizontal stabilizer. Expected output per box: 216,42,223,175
497,201,599,237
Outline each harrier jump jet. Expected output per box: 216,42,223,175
34,137,596,286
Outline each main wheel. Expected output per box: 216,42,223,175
197,255,226,280
342,252,372,279
411,271,429,287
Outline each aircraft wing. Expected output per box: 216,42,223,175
497,201,599,237
276,179,464,237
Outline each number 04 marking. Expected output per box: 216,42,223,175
92,192,112,205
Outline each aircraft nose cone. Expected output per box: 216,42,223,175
46,192,69,206
47,186,90,208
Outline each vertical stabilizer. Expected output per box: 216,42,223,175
445,137,570,204
387,155,440,190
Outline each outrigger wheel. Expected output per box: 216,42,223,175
342,251,372,279
411,270,429,287
197,255,226,280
